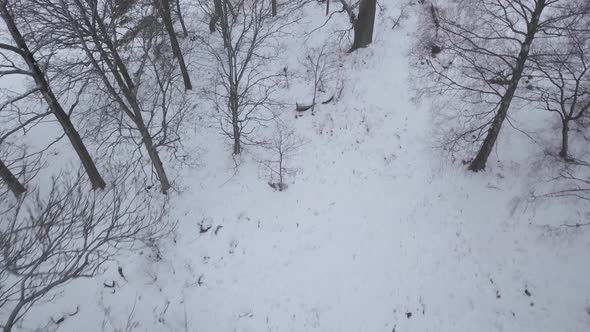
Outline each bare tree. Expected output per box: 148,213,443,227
413,0,584,171
20,0,176,192
0,0,106,189
0,172,168,332
302,43,339,115
154,0,192,90
261,122,303,191
200,0,292,155
528,11,590,159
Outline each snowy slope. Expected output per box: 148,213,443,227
9,1,590,332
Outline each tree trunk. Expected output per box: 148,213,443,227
230,90,241,154
278,152,284,191
156,0,192,90
0,4,106,190
232,126,241,155
350,0,376,51
272,0,277,16
174,0,188,37
311,79,318,115
560,120,569,158
429,3,440,37
468,1,546,172
3,298,26,332
136,119,171,193
0,158,26,198
209,0,222,33
98,45,171,192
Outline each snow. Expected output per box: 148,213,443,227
3,1,590,332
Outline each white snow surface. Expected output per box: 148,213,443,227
5,2,590,332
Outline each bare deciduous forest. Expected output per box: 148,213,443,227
1,0,589,331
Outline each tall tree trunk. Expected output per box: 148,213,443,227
96,41,172,193
232,124,241,155
0,158,26,198
156,0,192,90
0,3,106,190
136,119,171,193
271,0,277,16
174,0,188,37
560,120,569,158
469,1,546,172
94,20,171,192
350,0,376,51
210,0,223,33
230,90,241,154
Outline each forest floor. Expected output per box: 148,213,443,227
17,1,590,331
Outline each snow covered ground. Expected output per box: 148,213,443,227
8,1,590,331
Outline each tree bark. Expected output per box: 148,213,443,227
0,158,26,198
210,0,223,33
232,125,241,155
0,3,106,190
560,120,569,158
174,0,188,37
272,0,277,16
350,0,376,51
156,0,192,90
469,0,546,172
136,118,172,193
230,90,241,154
